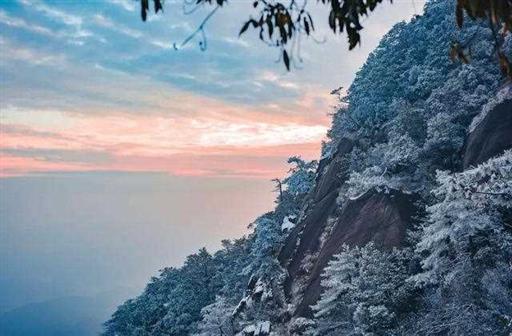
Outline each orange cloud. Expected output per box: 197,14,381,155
1,93,328,178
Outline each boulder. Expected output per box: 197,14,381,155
463,99,512,169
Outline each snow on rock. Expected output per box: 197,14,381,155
240,324,256,335
232,296,250,318
281,215,296,231
238,321,271,336
253,278,265,299
257,321,271,335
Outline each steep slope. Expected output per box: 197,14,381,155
293,190,417,317
104,1,512,335
280,0,511,320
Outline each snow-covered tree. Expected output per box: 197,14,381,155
343,132,421,200
194,296,235,336
213,238,253,305
414,151,512,285
273,156,317,223
423,111,466,170
313,243,412,336
149,248,219,335
313,245,360,322
229,215,286,334
104,2,512,335
410,151,512,336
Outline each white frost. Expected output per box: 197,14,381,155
281,215,296,231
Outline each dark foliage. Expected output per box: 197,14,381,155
138,0,511,76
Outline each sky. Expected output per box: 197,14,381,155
0,0,425,314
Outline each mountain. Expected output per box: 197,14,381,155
0,288,134,336
102,1,512,335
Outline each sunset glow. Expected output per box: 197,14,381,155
0,0,421,179
1,90,331,177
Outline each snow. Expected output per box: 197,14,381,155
242,324,255,334
232,296,249,317
238,321,271,336
257,321,271,335
281,215,296,231
253,279,265,296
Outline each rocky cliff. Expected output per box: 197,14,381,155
464,98,512,168
283,96,511,319
104,1,512,335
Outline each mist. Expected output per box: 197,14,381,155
0,172,275,313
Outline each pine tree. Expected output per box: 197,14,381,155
410,151,512,336
194,296,235,336
313,243,412,336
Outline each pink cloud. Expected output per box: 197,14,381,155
1,94,327,178
0,44,335,179
0,155,92,177
0,142,321,179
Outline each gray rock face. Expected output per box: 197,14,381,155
313,139,353,202
280,188,338,297
279,95,510,320
294,190,417,317
279,135,417,317
279,139,353,297
463,99,512,169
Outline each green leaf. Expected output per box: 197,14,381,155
154,0,163,14
141,0,149,21
283,49,290,70
267,18,274,39
239,21,251,36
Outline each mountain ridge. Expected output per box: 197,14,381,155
103,1,512,335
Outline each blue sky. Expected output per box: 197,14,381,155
0,0,424,178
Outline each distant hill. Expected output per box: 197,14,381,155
0,288,134,336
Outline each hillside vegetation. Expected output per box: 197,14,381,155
104,1,512,335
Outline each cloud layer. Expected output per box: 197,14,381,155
0,0,423,178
